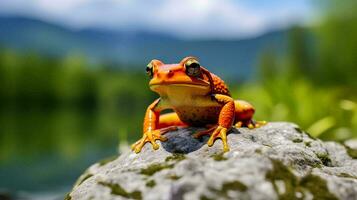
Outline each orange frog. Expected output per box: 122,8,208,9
132,56,266,153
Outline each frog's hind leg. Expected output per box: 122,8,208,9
157,112,187,129
234,100,266,129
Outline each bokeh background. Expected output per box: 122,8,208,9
0,0,356,199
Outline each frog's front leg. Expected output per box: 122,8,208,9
131,98,177,153
196,94,235,152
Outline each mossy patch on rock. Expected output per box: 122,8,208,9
208,180,248,198
166,174,182,180
255,148,262,154
316,153,332,166
165,153,186,162
140,153,186,176
294,127,303,134
98,181,142,200
292,138,303,143
266,159,337,200
304,141,311,147
75,172,93,186
300,174,338,200
64,193,72,200
266,159,300,199
211,152,227,161
200,195,214,200
295,127,314,139
140,163,174,176
338,173,357,179
145,180,156,188
345,145,357,159
220,181,248,192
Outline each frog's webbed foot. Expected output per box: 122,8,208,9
235,120,267,129
131,126,177,153
207,126,230,152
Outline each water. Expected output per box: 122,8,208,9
0,107,141,198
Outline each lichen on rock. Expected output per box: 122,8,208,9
68,122,357,200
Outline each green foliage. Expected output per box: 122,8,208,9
233,0,357,141
234,78,356,141
314,0,357,87
0,49,155,162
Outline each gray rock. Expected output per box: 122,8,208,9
67,122,357,200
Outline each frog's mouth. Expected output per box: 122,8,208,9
149,81,211,94
150,81,208,87
149,80,210,89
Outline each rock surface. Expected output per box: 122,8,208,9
67,122,357,200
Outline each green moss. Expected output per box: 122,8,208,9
304,141,311,147
345,145,357,159
266,159,300,200
200,195,214,200
145,180,156,188
64,193,72,200
76,173,93,186
338,172,357,179
140,163,173,176
255,149,262,154
294,127,315,139
211,152,227,161
166,174,182,180
266,159,338,200
140,154,185,177
98,155,118,166
221,181,248,192
316,153,332,166
209,180,248,198
294,127,303,134
98,181,142,200
165,153,186,162
300,174,338,200
292,138,303,143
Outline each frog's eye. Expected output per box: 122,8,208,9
146,62,154,78
185,59,201,77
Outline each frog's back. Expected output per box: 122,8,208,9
211,73,230,96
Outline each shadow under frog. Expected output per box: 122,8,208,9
161,127,241,154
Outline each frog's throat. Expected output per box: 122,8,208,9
150,83,211,96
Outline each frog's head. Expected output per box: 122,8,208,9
146,57,213,95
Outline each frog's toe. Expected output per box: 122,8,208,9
235,121,243,128
207,126,230,152
132,129,169,153
132,138,146,153
249,120,267,128
235,120,267,129
131,140,141,151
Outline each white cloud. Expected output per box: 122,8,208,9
0,0,313,39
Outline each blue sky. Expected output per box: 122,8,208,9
0,0,315,39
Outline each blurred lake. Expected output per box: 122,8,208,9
0,0,356,199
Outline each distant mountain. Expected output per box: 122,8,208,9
0,16,288,79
